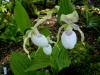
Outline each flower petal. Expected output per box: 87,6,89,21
61,30,77,49
61,11,79,23
43,44,52,55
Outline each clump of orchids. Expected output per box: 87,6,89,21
23,6,84,59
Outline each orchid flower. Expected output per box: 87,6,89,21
57,10,84,49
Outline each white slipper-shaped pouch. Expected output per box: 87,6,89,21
61,29,77,49
43,44,52,55
31,33,49,47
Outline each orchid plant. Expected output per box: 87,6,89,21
10,0,85,75
23,1,84,58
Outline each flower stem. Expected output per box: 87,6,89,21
33,10,53,29
56,25,65,44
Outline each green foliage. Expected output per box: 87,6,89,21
27,42,71,73
0,24,19,42
10,41,71,74
58,0,75,22
14,1,31,34
10,52,50,75
26,48,50,71
97,37,100,43
39,26,50,37
0,2,22,43
77,6,100,33
87,16,100,32
0,0,1,4
0,0,14,12
50,41,71,73
18,0,39,17
69,42,90,64
10,52,32,75
69,42,100,75
8,0,100,75
72,0,84,5
88,16,100,27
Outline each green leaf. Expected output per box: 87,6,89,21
88,16,100,28
58,0,75,22
50,41,71,72
39,26,50,37
0,0,2,4
0,25,18,41
31,71,50,75
14,1,31,34
0,23,6,30
10,52,35,75
26,48,50,71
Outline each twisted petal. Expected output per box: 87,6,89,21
23,30,32,59
72,24,85,45
23,37,31,59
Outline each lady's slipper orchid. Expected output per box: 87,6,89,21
43,44,52,55
22,9,57,58
31,32,49,47
61,29,77,49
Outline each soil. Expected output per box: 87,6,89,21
0,15,100,75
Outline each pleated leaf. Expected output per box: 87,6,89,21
58,0,75,23
50,41,71,72
14,1,31,34
10,52,35,75
26,48,50,71
39,26,50,37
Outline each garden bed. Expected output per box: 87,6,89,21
0,15,100,75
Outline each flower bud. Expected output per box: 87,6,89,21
43,44,52,55
31,33,49,47
61,30,77,49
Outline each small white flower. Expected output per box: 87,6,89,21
61,29,77,49
31,33,49,47
43,44,52,55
